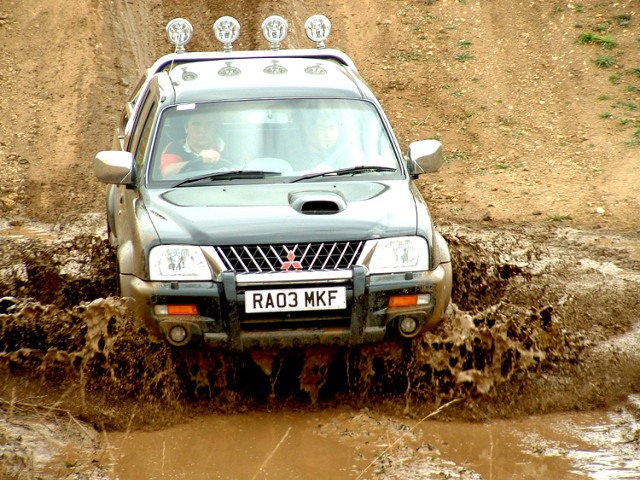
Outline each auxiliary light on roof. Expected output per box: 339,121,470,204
213,16,240,53
261,15,289,51
304,15,332,49
165,18,193,53
165,14,333,53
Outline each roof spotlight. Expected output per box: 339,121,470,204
262,15,289,51
213,16,241,53
304,15,331,49
166,18,193,53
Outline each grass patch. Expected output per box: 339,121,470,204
623,126,640,146
398,51,422,62
454,52,473,62
513,130,526,142
616,101,638,111
594,55,617,68
457,39,472,49
578,32,617,49
548,213,573,222
497,116,514,126
616,14,632,27
444,151,468,163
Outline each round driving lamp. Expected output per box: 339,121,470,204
398,317,420,338
166,18,193,53
213,16,240,52
305,15,332,48
168,325,188,345
262,15,289,50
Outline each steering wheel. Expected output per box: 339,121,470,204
180,157,236,174
245,157,294,175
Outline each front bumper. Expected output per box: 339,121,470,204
121,263,452,350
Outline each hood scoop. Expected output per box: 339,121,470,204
289,191,347,215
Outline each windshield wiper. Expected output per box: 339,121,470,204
173,170,282,187
289,165,397,183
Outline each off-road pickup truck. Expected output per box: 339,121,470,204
94,15,452,349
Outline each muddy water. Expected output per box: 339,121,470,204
108,395,640,479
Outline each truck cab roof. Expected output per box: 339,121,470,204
161,55,372,104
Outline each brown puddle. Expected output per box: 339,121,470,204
106,395,640,479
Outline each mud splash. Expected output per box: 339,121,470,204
1,220,639,477
2,220,636,426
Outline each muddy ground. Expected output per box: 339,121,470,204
0,0,639,478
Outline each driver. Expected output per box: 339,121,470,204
160,111,225,176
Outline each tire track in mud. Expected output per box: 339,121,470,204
1,220,638,427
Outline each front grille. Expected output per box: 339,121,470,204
215,241,364,273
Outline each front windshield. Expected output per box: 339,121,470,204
147,98,402,183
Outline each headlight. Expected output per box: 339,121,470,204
364,236,430,274
149,245,212,281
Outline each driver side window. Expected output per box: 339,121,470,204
132,100,158,174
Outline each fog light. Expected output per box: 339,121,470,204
398,316,420,338
169,325,188,344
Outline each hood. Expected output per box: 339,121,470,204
144,181,420,245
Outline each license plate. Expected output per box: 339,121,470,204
245,287,347,313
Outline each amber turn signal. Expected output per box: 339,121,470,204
388,295,418,308
155,304,199,315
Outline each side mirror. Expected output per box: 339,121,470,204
407,140,443,178
94,151,135,185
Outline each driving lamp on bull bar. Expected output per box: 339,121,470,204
304,15,332,48
262,15,289,50
169,325,188,344
166,18,193,53
213,16,240,52
398,316,420,338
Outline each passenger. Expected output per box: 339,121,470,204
160,111,225,176
304,112,364,172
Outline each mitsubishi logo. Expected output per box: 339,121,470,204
281,250,302,271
